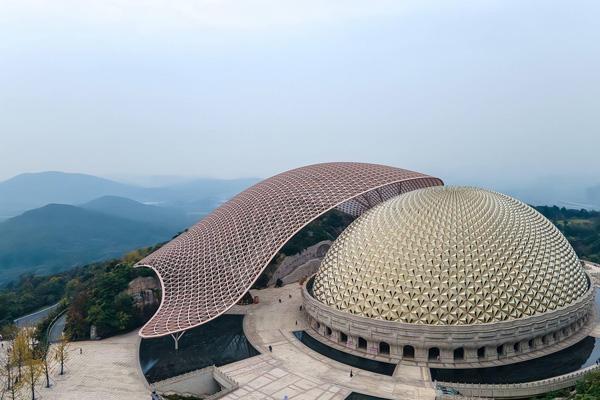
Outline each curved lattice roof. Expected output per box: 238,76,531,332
313,186,589,325
136,162,442,337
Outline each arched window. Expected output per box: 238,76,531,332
358,337,367,350
496,344,505,356
528,339,534,349
403,345,415,359
453,347,464,360
379,342,390,355
513,342,520,353
340,332,348,343
326,327,332,336
477,347,485,359
428,347,440,361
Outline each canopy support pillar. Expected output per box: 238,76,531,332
170,331,186,350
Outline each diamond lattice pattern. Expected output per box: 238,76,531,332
136,162,442,337
313,186,588,325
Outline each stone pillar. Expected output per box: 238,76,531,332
415,347,428,363
390,344,402,358
440,348,454,363
504,343,515,357
330,329,339,343
534,336,543,349
346,335,357,350
317,323,326,336
519,340,530,353
367,340,378,355
485,346,497,361
464,347,479,362
564,326,572,337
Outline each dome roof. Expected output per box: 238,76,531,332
312,186,589,325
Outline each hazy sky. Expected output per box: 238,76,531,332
1,0,599,187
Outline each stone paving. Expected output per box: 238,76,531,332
221,355,350,400
3,280,598,399
1,332,150,400
221,284,436,400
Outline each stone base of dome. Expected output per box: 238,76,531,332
302,277,595,368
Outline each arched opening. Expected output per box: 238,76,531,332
403,345,415,359
453,347,464,361
528,339,534,350
379,342,390,355
477,347,485,359
496,344,504,356
553,332,559,341
340,332,348,344
513,342,520,353
358,337,367,350
542,335,549,345
428,347,440,361
316,322,321,330
326,327,332,337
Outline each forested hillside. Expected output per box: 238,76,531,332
0,204,176,284
0,244,163,339
535,206,600,263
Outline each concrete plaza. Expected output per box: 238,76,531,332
222,284,436,400
3,277,597,400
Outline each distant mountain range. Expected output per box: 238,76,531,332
0,171,259,220
81,196,193,232
0,172,259,285
1,170,598,286
0,203,170,285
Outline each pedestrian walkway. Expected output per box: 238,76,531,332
36,332,150,400
221,285,436,400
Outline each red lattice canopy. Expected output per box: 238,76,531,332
136,162,443,337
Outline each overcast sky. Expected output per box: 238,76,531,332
1,0,598,188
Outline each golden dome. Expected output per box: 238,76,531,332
312,186,589,325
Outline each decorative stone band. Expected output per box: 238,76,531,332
436,363,600,399
302,274,595,368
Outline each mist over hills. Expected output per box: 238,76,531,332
444,174,600,211
81,196,195,231
0,203,176,285
0,171,259,285
0,169,598,286
0,172,139,218
0,171,259,219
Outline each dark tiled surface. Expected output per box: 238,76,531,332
140,315,259,382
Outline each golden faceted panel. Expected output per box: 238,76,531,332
313,186,589,325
